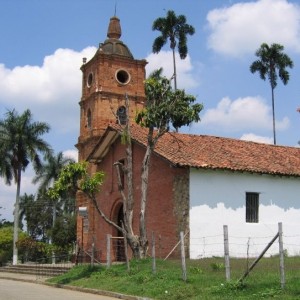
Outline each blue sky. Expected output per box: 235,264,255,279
1,0,300,221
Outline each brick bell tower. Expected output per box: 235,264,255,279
77,15,147,161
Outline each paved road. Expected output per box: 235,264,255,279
0,279,119,300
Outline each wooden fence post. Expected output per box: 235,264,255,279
239,231,279,283
278,222,285,289
106,234,112,268
223,225,230,281
91,241,95,267
180,231,187,282
152,231,156,274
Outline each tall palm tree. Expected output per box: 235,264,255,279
33,152,75,263
250,43,293,145
0,109,51,264
152,10,195,90
33,152,75,193
33,152,75,221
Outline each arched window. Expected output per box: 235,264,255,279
87,109,92,129
117,106,127,125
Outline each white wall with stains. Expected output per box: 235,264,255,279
189,168,300,258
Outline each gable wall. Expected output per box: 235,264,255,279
78,138,189,261
189,168,300,258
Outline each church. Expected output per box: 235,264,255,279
76,15,300,261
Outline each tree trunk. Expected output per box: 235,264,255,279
271,86,276,145
139,141,153,257
13,166,21,265
172,48,177,90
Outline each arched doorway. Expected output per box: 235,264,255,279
114,204,126,261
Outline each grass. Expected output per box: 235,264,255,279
48,256,300,299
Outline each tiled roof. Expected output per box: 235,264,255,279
120,125,300,177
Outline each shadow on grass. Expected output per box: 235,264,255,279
49,265,101,285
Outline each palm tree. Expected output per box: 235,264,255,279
33,152,75,194
33,152,75,263
152,10,195,90
250,43,293,145
33,151,75,225
0,109,51,264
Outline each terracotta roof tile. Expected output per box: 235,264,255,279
120,125,300,177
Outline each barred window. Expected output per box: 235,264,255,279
87,109,92,129
246,192,259,223
117,106,127,125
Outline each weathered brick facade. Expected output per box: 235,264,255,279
77,137,189,260
76,16,189,261
76,15,147,161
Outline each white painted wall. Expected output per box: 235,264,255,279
189,168,300,258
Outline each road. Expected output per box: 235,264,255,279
0,279,120,300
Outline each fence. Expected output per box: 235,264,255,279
103,222,300,287
36,222,300,287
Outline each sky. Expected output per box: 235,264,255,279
1,0,300,221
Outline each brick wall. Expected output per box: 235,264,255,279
76,136,189,261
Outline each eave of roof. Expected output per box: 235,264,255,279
88,124,300,177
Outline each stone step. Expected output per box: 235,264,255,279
0,264,73,277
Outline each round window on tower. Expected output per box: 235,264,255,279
87,72,93,87
115,69,130,85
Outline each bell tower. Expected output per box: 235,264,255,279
77,16,147,160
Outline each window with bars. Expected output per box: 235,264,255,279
117,106,127,125
246,192,259,223
87,109,92,129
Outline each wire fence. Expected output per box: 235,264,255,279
103,222,300,286
35,222,300,287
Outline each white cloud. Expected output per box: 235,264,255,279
0,47,97,134
240,133,273,144
63,149,78,162
0,171,37,222
201,96,290,131
207,0,300,56
145,50,199,89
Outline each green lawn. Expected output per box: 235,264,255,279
48,257,300,299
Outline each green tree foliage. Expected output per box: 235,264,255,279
136,73,202,131
33,151,75,194
250,43,293,145
50,214,76,247
19,192,53,241
152,10,195,89
0,109,52,264
48,162,104,199
115,73,203,258
0,227,27,265
48,162,106,225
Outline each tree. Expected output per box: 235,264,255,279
152,10,195,90
50,74,203,259
33,152,75,235
33,152,75,194
0,109,52,264
0,226,27,265
19,192,53,240
50,214,76,248
133,74,203,257
250,43,293,145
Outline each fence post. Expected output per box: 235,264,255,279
106,234,112,268
152,231,156,274
278,222,285,289
223,225,230,281
91,241,95,267
180,231,187,282
124,236,130,272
